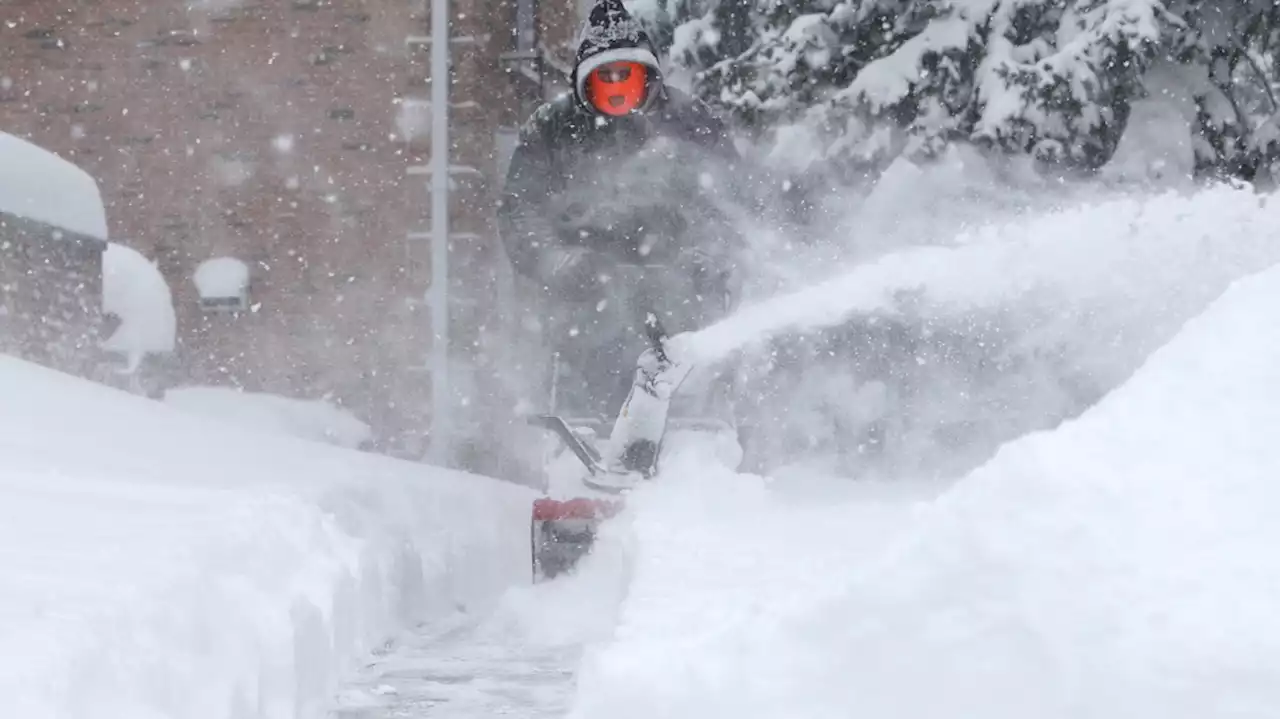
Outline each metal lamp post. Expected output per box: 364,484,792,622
427,0,451,465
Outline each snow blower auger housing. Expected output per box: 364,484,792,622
528,313,704,581
531,496,622,581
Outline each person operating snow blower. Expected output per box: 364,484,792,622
499,0,745,480
501,0,748,580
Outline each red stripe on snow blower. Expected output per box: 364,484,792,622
532,497,623,521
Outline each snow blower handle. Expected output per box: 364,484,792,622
641,310,670,363
617,262,674,363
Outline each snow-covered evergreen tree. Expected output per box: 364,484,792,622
1168,1,1280,181
646,0,1280,182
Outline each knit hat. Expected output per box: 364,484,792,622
573,0,663,113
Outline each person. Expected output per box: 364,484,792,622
498,0,744,426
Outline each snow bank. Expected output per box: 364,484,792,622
101,242,177,367
0,132,108,240
568,438,931,719
780,250,1280,718
164,385,373,450
570,262,1280,718
0,356,534,718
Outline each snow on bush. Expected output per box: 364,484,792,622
656,1,1280,181
101,242,177,370
0,131,108,240
669,0,1176,172
164,385,374,450
0,356,534,718
569,251,1280,719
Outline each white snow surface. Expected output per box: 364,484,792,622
101,243,177,365
333,502,633,717
0,132,109,240
164,385,374,450
194,256,251,299
0,356,534,718
567,249,1280,718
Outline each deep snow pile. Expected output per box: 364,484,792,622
569,262,1280,718
164,385,373,449
0,356,534,718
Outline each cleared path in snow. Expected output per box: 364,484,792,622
330,507,632,718
330,613,580,718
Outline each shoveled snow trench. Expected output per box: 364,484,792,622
327,435,925,719
329,470,636,719
329,612,582,718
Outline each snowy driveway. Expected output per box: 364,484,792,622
330,614,580,718
331,514,632,719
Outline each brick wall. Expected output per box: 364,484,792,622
0,0,583,462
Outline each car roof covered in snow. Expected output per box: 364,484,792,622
0,132,108,243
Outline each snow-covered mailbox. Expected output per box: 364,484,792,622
193,257,251,313
0,132,109,376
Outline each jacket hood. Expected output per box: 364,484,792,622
573,0,663,114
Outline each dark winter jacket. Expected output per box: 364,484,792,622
498,0,742,302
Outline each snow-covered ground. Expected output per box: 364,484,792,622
0,356,534,718
565,207,1280,717
164,386,374,450
333,513,631,718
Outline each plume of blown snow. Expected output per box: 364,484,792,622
683,168,1280,479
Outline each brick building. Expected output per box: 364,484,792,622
0,0,588,464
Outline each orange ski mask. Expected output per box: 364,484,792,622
587,61,649,116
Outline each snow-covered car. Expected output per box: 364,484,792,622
0,132,110,377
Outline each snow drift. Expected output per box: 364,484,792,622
0,356,534,718
164,386,373,449
570,259,1280,718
